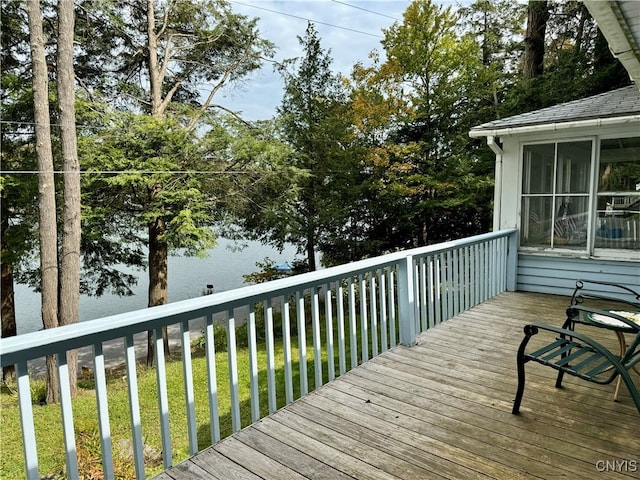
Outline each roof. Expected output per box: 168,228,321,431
470,85,640,137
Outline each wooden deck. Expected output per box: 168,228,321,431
156,292,639,480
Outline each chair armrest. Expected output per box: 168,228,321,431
523,323,627,369
566,305,640,332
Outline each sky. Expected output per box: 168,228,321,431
217,0,433,120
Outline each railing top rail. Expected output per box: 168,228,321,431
0,229,516,366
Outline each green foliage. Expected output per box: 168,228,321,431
242,257,292,285
268,23,364,269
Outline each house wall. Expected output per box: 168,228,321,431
493,122,640,299
517,253,639,300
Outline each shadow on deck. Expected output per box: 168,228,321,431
156,292,638,480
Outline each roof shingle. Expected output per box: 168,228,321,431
470,85,640,135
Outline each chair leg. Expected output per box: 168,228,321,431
613,376,621,401
555,370,565,388
513,357,526,414
513,331,534,415
618,369,640,415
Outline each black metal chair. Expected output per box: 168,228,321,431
512,280,640,415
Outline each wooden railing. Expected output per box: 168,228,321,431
0,230,518,479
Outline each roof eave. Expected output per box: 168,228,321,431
469,114,640,138
584,0,640,86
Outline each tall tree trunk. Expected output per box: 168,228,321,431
57,0,80,395
306,231,317,272
27,0,59,404
145,0,170,365
1,231,16,381
146,216,169,365
523,0,549,80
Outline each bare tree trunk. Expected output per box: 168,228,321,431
57,0,80,395
1,245,16,381
143,0,171,365
26,0,59,404
146,216,169,365
523,0,549,80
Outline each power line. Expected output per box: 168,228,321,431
331,0,400,21
230,1,383,38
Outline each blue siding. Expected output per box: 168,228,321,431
517,254,640,301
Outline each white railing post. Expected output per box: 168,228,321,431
397,255,417,346
506,230,519,291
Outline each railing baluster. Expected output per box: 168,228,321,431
413,260,421,333
425,256,434,329
501,236,508,291
311,287,323,389
56,353,78,478
181,320,198,455
464,246,470,311
204,313,220,443
16,361,39,480
419,257,427,331
348,277,358,369
296,291,308,395
325,284,335,382
124,334,145,480
484,240,490,301
247,307,260,422
388,268,397,347
438,252,446,323
369,270,379,357
265,299,277,414
282,296,294,404
474,242,480,305
226,310,241,433
370,274,379,357
93,343,114,478
446,250,454,320
153,327,172,468
453,248,460,317
379,270,388,352
359,274,369,363
336,280,347,375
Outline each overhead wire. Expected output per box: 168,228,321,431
229,1,383,38
330,0,401,21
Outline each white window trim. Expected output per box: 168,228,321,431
517,135,640,261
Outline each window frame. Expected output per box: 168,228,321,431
592,133,640,259
519,136,596,256
518,134,639,260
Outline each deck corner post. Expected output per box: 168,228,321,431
506,229,519,291
398,255,417,346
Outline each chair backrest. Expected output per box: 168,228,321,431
570,279,640,309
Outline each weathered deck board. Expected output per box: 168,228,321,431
160,292,639,480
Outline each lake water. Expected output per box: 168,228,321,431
14,239,300,335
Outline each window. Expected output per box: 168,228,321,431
520,137,640,255
596,137,640,251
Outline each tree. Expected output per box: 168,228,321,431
369,0,494,246
72,0,275,362
57,0,81,395
1,0,38,381
523,0,549,80
26,0,60,403
274,23,357,270
503,0,630,114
